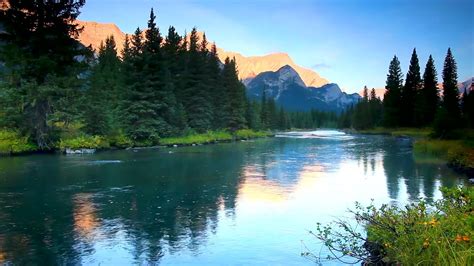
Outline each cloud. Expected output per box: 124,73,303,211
310,63,331,70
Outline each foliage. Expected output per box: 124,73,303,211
306,186,474,265
383,55,404,127
0,129,37,155
414,138,474,169
234,129,272,139
160,131,232,146
59,135,110,151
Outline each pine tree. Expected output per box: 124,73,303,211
122,27,161,143
441,48,460,118
222,58,246,131
208,43,224,129
84,36,122,135
260,88,268,128
182,28,212,132
419,55,439,126
401,48,421,126
0,0,88,149
383,55,404,127
434,48,461,136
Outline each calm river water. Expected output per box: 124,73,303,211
0,131,466,265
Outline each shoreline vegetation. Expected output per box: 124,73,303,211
0,128,272,156
306,186,474,265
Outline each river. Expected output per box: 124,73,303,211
0,131,466,265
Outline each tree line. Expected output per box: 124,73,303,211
343,48,474,134
1,1,321,150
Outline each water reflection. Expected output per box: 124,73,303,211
0,132,466,264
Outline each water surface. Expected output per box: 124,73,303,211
0,131,466,265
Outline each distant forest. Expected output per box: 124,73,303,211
342,48,474,135
1,1,473,152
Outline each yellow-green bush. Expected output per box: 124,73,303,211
109,133,133,148
59,135,110,150
310,186,474,265
160,131,232,146
0,129,37,155
234,129,271,139
414,139,474,169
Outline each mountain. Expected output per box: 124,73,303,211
76,20,328,87
77,20,127,53
247,65,360,111
459,77,473,93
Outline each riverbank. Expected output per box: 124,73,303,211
312,186,474,265
0,129,273,156
349,127,474,179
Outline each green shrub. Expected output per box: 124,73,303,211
234,129,271,139
160,131,232,145
307,186,474,265
59,135,110,150
109,132,133,148
414,139,474,169
0,129,37,155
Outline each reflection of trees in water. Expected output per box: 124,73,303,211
0,147,245,264
347,136,464,201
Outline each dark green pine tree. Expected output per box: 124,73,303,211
434,48,461,136
369,88,383,127
122,27,160,143
266,96,278,130
84,36,122,135
142,8,175,137
222,57,246,131
0,0,88,149
260,88,269,129
245,100,261,130
182,28,213,132
383,55,404,127
401,48,421,127
441,48,460,118
419,55,439,126
208,43,225,129
467,82,474,127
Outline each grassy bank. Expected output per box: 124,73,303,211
310,186,474,265
160,129,272,146
0,129,272,156
414,139,474,172
348,127,432,138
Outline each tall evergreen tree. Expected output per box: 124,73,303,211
0,0,89,149
441,48,460,118
84,36,122,135
401,48,421,126
383,55,404,127
419,55,439,126
182,28,212,132
222,58,246,131
434,48,461,136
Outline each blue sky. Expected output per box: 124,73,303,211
79,0,473,93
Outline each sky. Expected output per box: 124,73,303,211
79,0,473,93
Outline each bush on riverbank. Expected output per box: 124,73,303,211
352,127,432,138
414,139,474,170
307,186,474,265
160,131,233,146
234,129,272,139
59,135,110,151
0,130,38,155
